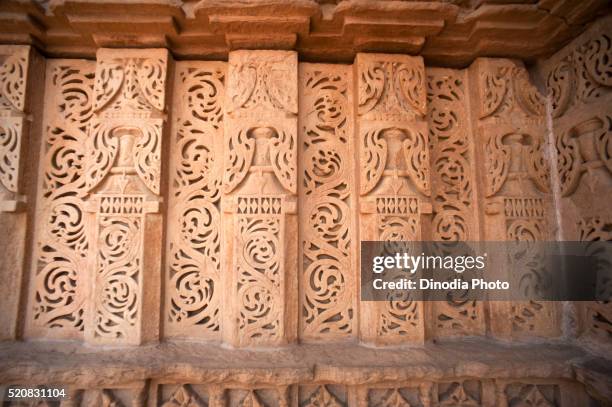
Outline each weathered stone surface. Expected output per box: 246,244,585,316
468,57,560,340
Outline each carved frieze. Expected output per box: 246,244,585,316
437,381,481,406
300,385,346,407
502,383,559,407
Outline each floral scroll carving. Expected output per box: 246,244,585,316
165,62,225,339
547,33,611,119
0,46,30,211
299,64,355,341
358,56,426,120
224,51,298,347
356,53,431,345
84,49,168,344
426,68,484,337
30,60,94,338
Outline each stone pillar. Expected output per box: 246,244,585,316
426,67,486,338
83,49,170,345
222,50,298,347
355,53,432,345
0,45,44,339
26,58,94,340
468,58,560,339
298,63,357,342
164,61,226,340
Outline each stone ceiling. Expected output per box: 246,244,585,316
0,1,610,66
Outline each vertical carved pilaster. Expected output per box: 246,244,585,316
28,59,93,340
541,17,612,349
165,61,226,339
355,53,432,345
0,45,42,339
298,63,356,341
0,46,29,212
426,67,485,338
84,49,169,344
222,50,298,347
469,58,559,339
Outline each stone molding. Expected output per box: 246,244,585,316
0,0,609,65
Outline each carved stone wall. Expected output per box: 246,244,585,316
538,14,612,356
0,9,610,407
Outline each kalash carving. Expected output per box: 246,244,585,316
558,116,612,197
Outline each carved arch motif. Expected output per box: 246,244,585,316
479,65,545,120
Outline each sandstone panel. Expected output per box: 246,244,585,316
355,53,431,345
222,50,298,347
165,61,226,340
27,58,95,341
426,67,486,339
